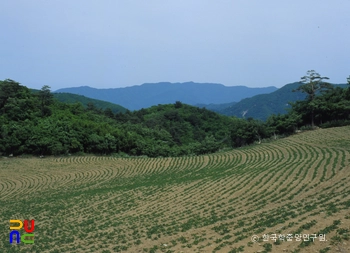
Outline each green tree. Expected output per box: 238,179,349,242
104,108,114,118
0,79,22,113
345,75,350,100
174,101,183,108
38,85,53,116
87,102,96,111
294,70,332,127
230,118,256,147
199,135,220,154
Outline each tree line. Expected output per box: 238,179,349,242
0,71,349,157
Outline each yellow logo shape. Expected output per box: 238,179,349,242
10,220,23,230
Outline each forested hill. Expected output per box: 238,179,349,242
30,89,127,113
0,79,236,157
55,82,277,110
53,93,127,113
195,101,237,112
215,82,307,120
204,82,348,121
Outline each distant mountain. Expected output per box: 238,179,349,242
206,82,348,121
54,82,277,110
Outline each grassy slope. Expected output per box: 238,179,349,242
1,126,350,252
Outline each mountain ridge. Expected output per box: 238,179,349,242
55,82,277,110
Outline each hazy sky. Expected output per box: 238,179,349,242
1,1,349,90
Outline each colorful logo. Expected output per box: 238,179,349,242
9,219,35,244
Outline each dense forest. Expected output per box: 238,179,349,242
0,79,234,157
0,71,349,157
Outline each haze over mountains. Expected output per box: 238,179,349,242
55,82,277,110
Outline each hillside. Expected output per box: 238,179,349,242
196,101,237,112
208,82,348,121
1,126,350,252
217,82,306,120
54,82,277,110
30,89,127,113
53,92,127,113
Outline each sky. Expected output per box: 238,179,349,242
0,0,349,91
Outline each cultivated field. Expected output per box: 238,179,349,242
1,126,350,253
